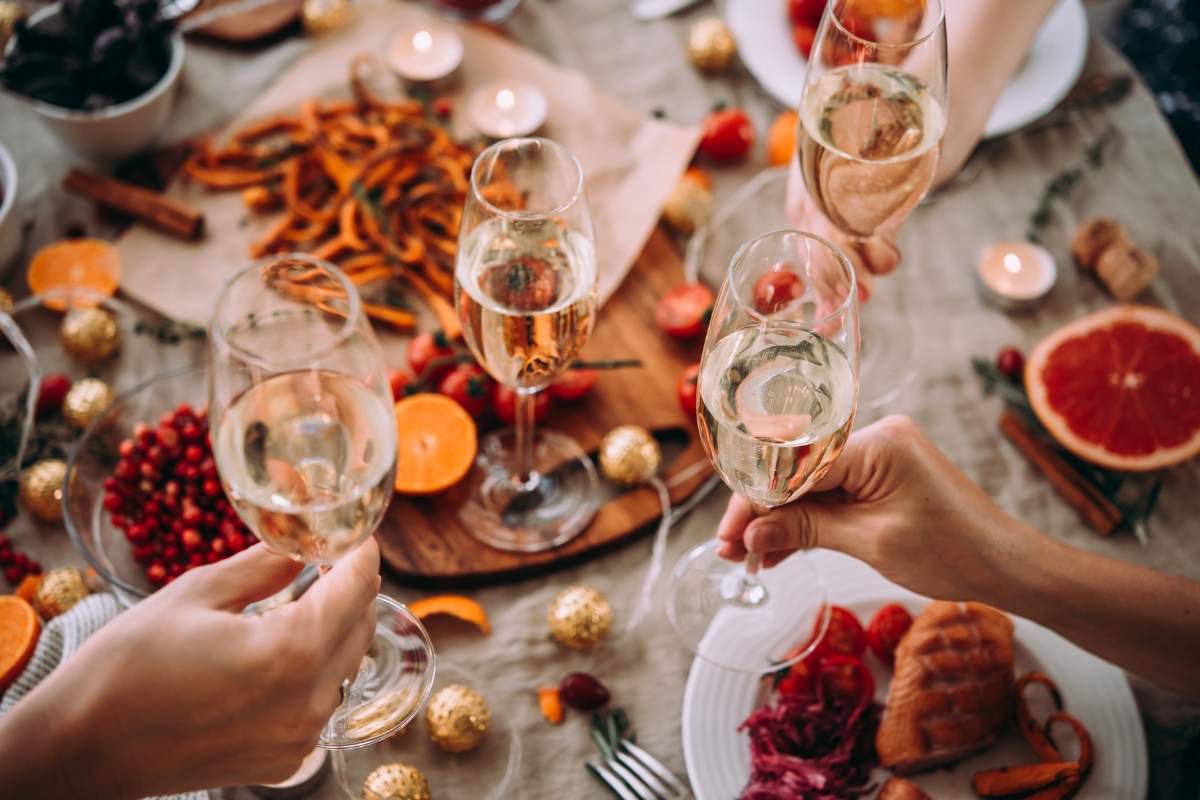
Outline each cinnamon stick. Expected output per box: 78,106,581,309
63,168,204,239
998,411,1122,535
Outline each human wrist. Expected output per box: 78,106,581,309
970,512,1059,618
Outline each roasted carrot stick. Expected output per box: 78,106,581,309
1017,672,1065,763
972,762,1081,798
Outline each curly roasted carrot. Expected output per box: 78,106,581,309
972,762,1081,798
1017,672,1065,763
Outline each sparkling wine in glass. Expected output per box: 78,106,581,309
668,230,861,673
209,254,434,749
454,137,600,552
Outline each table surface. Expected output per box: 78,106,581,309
2,1,1199,799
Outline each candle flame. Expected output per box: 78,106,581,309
413,29,433,53
1003,253,1021,274
496,89,516,110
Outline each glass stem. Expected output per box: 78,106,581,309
732,506,769,607
513,387,538,488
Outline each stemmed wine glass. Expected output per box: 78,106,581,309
797,0,946,408
208,254,434,748
667,230,860,673
454,137,600,552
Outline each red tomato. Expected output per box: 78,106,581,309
788,0,825,24
491,383,552,426
438,364,490,419
752,267,805,314
814,605,867,659
866,603,914,665
678,363,700,416
818,655,875,707
550,369,597,402
388,369,414,401
656,283,714,338
791,22,818,59
777,655,822,695
699,109,756,161
35,373,72,419
407,331,456,383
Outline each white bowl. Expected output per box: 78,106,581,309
0,141,18,275
3,3,184,165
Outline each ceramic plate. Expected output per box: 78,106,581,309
681,549,1147,800
726,0,1088,138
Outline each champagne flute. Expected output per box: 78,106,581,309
454,137,600,552
797,0,946,408
667,230,860,673
209,254,434,748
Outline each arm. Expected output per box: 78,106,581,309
0,540,380,799
717,415,1200,702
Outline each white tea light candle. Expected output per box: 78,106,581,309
385,25,463,82
467,80,548,139
977,240,1057,310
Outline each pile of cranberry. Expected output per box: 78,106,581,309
0,535,42,586
103,403,251,587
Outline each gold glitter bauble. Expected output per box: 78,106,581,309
425,684,490,753
0,287,13,314
61,307,120,366
548,585,613,650
362,763,430,800
661,178,714,236
688,18,737,74
0,1,23,53
62,378,115,430
302,0,350,35
599,425,662,487
19,459,66,523
32,568,90,620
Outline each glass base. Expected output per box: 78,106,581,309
459,428,600,553
424,0,520,23
319,595,436,749
859,304,918,410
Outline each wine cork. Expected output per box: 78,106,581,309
1095,242,1158,301
1070,216,1128,272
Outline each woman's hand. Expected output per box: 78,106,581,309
0,539,381,800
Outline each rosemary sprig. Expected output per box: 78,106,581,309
1026,129,1117,243
134,318,206,345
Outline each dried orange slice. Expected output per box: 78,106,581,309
407,595,491,635
0,596,40,693
27,238,122,311
537,685,564,724
394,393,476,494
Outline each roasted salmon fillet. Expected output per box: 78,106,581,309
876,601,1015,774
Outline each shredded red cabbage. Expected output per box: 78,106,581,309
738,685,880,800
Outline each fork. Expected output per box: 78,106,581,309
588,710,691,799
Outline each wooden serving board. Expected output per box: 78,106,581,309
375,229,715,588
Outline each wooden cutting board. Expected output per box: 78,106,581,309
375,228,715,588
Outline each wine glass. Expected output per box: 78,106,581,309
454,137,600,552
208,254,434,748
667,230,860,673
797,0,946,408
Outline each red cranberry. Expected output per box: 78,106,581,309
175,402,195,420
162,544,181,563
206,551,220,564
184,445,203,463
118,439,136,458
139,461,158,480
558,673,611,710
225,531,246,552
211,538,227,556
199,459,218,480
138,427,157,448
203,479,221,497
13,553,28,569
168,563,184,578
0,549,13,567
35,373,72,419
147,563,168,584
995,346,1025,381
114,460,136,482
126,524,149,544
163,531,180,545
111,513,127,529
181,506,202,526
159,411,175,428
144,501,161,516
202,511,218,529
5,566,23,584
103,493,123,512
189,553,204,567
27,561,41,575
181,529,204,551
147,445,167,466
181,422,202,442
157,427,179,448
138,479,155,495
132,546,154,564
104,477,118,491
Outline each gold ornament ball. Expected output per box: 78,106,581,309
19,459,66,524
548,585,613,650
425,684,491,753
61,307,120,366
599,425,662,487
62,378,115,430
362,763,430,800
688,18,737,74
661,178,714,236
0,286,13,314
33,568,91,620
0,1,23,53
302,0,350,35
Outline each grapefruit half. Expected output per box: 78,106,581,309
1026,305,1200,472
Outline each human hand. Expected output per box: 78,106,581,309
716,415,1029,605
2,539,381,799
785,156,902,303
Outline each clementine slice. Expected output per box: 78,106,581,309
1026,305,1200,471
394,393,477,494
0,596,41,693
407,595,491,635
27,238,122,311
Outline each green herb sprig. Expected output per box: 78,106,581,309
1026,128,1118,243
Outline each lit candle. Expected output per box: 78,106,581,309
467,80,548,139
384,25,463,82
976,240,1057,310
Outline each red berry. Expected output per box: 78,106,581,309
35,373,72,419
104,477,118,491
159,411,175,428
114,460,135,482
203,479,221,497
13,553,28,569
433,97,453,118
181,505,202,525
175,402,195,421
0,535,8,549
5,566,23,584
181,422,202,442
211,538,227,556
27,561,41,575
162,545,181,563
111,513,127,529
181,529,203,551
133,546,154,564
189,553,204,567
119,439,137,458
995,346,1025,381
103,493,123,512
144,502,160,516
225,531,246,552
206,551,220,564
0,549,13,566
184,445,203,463
126,524,149,544
168,563,184,577
157,427,179,448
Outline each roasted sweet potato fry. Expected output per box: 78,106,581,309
972,762,1082,798
1046,712,1093,778
1017,672,1065,763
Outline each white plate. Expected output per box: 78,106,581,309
681,549,1148,800
726,0,1088,139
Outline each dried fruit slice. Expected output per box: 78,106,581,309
27,239,122,311
393,394,477,495
407,595,491,635
537,685,564,724
1026,305,1200,471
0,596,41,692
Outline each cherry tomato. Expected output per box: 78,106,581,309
866,603,914,665
752,267,805,314
788,0,826,25
791,22,818,58
678,363,700,416
656,283,714,338
995,346,1025,381
439,363,490,419
388,369,414,401
699,109,756,161
777,655,822,695
407,331,456,383
35,373,72,419
818,655,875,708
550,368,597,402
491,383,552,426
814,605,867,659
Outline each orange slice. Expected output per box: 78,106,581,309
27,239,122,311
766,111,798,167
0,596,41,693
394,393,477,494
537,685,564,724
407,595,491,635
14,574,43,603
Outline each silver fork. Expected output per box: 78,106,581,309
587,712,690,800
